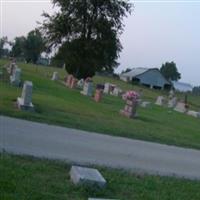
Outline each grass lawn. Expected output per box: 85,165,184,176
1,153,200,200
0,59,200,149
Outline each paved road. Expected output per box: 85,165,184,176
1,116,200,180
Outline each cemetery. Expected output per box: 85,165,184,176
0,59,200,150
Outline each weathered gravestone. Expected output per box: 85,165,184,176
174,102,187,113
103,83,111,94
70,166,106,187
187,110,200,118
141,101,151,108
66,74,74,87
51,72,59,81
81,81,93,96
94,89,103,102
155,96,165,106
77,79,84,89
10,67,21,86
17,81,34,111
8,63,16,75
111,87,122,97
168,97,177,108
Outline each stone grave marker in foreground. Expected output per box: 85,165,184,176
17,81,34,111
70,166,106,187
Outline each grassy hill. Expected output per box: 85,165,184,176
1,59,200,149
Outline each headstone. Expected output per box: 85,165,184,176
94,89,103,102
81,82,93,96
70,77,78,89
51,72,59,81
70,166,106,187
111,87,122,97
66,74,74,87
17,81,34,111
10,67,21,86
103,83,111,94
120,99,138,118
168,97,177,108
8,63,16,74
155,96,165,106
174,102,187,113
187,110,200,118
141,101,151,108
77,79,84,89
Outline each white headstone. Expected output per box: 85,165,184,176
111,87,122,97
77,79,84,88
141,101,151,108
187,110,200,118
168,97,177,108
70,166,106,187
51,72,59,81
81,82,93,96
174,102,187,113
10,67,21,86
17,81,34,111
104,83,110,94
155,96,165,106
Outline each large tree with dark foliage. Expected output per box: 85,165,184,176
160,61,181,81
41,0,132,79
24,29,45,64
11,36,26,58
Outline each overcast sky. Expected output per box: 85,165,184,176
1,0,200,85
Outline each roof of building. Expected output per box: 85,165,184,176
120,68,149,77
172,81,193,92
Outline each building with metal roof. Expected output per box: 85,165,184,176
172,81,193,92
120,68,171,89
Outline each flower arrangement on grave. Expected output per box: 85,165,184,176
122,90,140,101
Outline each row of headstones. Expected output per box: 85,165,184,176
52,72,123,97
7,62,34,111
155,95,200,118
70,165,117,200
52,72,148,119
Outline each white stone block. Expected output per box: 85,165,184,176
70,166,106,187
174,102,187,113
51,72,59,81
155,96,165,106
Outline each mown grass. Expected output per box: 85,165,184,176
0,59,200,149
1,153,200,200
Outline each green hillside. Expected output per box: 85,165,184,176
0,59,200,149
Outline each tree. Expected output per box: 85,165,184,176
160,62,181,81
11,36,26,58
0,37,8,58
41,0,132,79
24,29,45,64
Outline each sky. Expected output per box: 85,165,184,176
1,0,200,86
